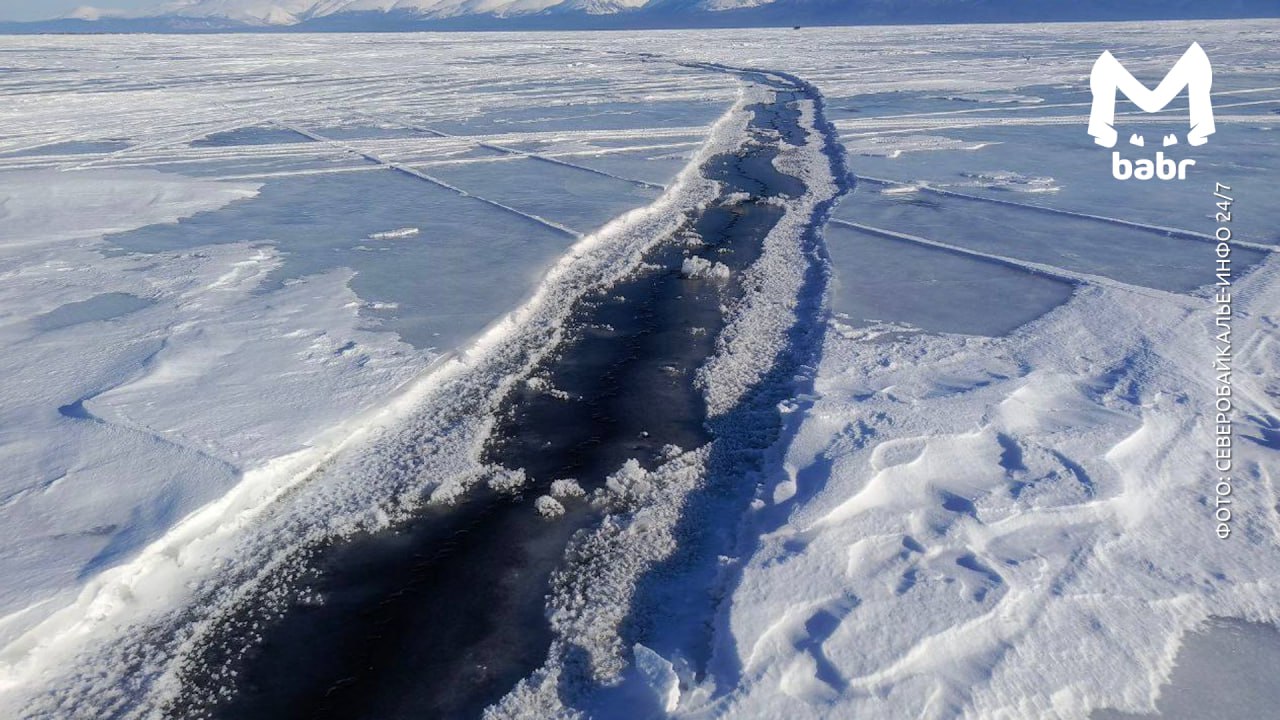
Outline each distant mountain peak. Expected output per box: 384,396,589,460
135,0,657,25
61,5,132,20
7,0,1277,32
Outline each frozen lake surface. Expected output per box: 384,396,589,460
1,21,1278,720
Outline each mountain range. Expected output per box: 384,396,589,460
4,0,1278,32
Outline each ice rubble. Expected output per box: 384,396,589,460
680,256,731,281
489,66,850,718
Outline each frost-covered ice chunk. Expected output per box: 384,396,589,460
550,478,586,499
499,447,708,705
879,182,927,195
633,643,681,713
600,458,654,506
680,256,730,281
488,467,528,494
680,230,705,248
535,496,566,519
525,376,571,400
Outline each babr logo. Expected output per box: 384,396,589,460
1111,151,1196,181
1088,42,1214,180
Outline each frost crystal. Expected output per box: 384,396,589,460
680,256,730,281
535,496,566,519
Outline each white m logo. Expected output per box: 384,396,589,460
1088,42,1215,149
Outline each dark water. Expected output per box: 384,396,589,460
176,86,806,720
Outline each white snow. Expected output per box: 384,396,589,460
708,258,1280,719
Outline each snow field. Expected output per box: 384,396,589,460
710,256,1280,718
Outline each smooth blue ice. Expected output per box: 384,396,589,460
421,156,660,234
0,140,131,157
190,126,315,147
429,98,728,136
824,223,1075,337
31,293,154,331
833,185,1268,293
514,144,695,188
102,169,580,351
157,153,374,178
301,125,443,141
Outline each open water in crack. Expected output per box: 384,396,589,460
181,85,809,720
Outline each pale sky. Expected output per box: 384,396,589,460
0,0,154,22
